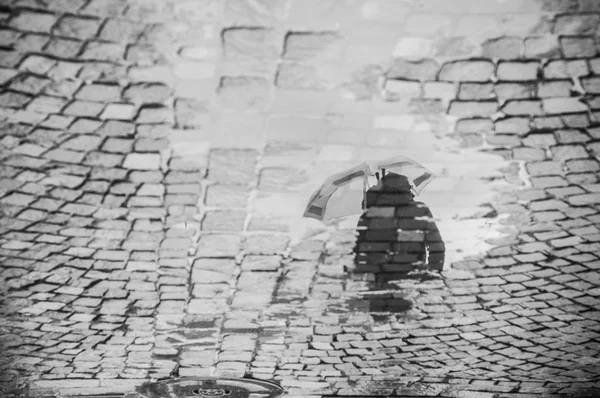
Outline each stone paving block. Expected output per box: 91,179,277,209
566,159,600,173
25,95,67,114
0,67,18,85
202,210,246,231
75,84,122,102
193,233,239,258
497,61,539,81
284,32,341,61
164,171,202,185
258,167,308,192
9,10,58,33
13,143,47,157
524,35,561,58
173,98,209,128
448,101,498,117
537,80,573,98
223,27,280,61
10,74,51,95
554,13,600,35
43,148,86,164
438,60,494,83
128,60,175,84
136,106,172,124
43,80,80,100
99,18,144,42
551,144,589,161
241,255,281,271
122,83,170,104
63,100,105,117
83,151,123,168
240,234,289,256
387,59,438,82
207,148,257,184
487,134,521,148
80,62,127,82
526,161,563,176
44,37,82,58
545,60,588,79
561,36,597,58
502,99,543,116
80,41,126,62
0,49,24,69
586,96,600,110
96,120,135,136
543,97,588,114
495,82,536,101
564,113,590,128
482,37,522,59
77,161,113,179
384,79,421,98
581,76,600,94
494,117,531,136
204,183,251,208
53,15,101,39
77,0,121,16
100,103,136,120
522,133,558,148
0,91,32,108
590,58,600,75
0,29,22,47
99,138,131,153
458,83,494,100
40,115,73,130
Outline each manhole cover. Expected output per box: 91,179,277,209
136,377,284,398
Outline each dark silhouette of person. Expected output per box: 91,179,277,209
353,172,445,286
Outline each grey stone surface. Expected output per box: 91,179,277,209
1,1,600,398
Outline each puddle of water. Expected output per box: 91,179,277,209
296,144,515,271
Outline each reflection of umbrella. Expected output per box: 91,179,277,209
303,162,371,222
303,155,433,222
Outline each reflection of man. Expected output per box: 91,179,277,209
354,172,445,274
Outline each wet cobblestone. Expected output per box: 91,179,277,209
0,0,600,397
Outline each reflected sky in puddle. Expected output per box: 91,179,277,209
255,128,523,322
167,111,519,273
274,139,518,271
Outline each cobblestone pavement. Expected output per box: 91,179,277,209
1,0,600,397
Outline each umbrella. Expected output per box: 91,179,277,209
303,162,371,222
303,155,433,222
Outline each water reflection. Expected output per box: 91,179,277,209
352,172,445,313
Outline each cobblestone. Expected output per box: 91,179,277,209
53,15,101,39
438,60,495,82
497,61,539,81
123,83,170,104
2,1,600,397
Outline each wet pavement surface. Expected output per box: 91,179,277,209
1,0,600,397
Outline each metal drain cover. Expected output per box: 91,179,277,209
136,377,284,398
